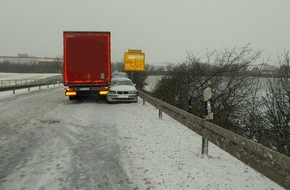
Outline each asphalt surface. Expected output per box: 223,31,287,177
0,87,134,190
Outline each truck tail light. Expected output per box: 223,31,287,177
99,86,109,95
65,88,76,96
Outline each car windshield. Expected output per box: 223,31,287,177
112,80,133,86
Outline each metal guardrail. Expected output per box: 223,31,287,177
0,79,36,87
0,75,62,87
138,90,290,189
0,75,63,93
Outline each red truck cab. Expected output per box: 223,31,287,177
63,31,111,100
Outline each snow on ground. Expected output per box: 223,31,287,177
0,85,63,98
0,73,284,189
116,101,283,190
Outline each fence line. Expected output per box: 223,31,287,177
0,75,63,93
138,90,290,189
0,75,62,87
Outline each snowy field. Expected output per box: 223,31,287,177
0,73,284,189
0,72,60,81
0,72,62,97
0,72,61,88
144,75,163,92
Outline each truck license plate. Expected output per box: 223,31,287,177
78,87,90,91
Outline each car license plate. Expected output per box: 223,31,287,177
118,95,128,98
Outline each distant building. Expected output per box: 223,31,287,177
0,54,62,64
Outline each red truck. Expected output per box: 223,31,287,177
63,31,111,100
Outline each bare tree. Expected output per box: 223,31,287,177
153,45,261,131
152,46,290,156
260,51,290,156
111,62,124,72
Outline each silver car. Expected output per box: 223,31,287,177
111,71,129,78
107,77,138,103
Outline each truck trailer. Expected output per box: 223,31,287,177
63,31,111,100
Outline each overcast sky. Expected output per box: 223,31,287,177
1,0,290,64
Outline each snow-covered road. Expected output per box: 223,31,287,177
0,86,284,190
0,87,134,189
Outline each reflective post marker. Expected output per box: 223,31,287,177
202,87,213,155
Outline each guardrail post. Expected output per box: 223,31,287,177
202,137,209,155
159,109,162,119
143,99,146,105
13,89,15,94
202,87,213,155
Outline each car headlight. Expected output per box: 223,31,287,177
130,91,137,95
109,91,117,94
